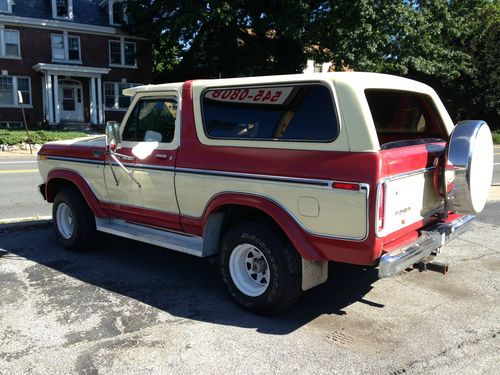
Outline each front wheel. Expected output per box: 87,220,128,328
53,186,96,251
219,221,302,314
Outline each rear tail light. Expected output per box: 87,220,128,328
377,182,386,232
332,182,360,191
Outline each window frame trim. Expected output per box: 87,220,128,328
52,0,73,20
0,28,21,58
119,92,181,150
109,0,128,26
0,75,32,108
51,33,82,63
200,82,341,144
0,0,12,13
108,38,137,68
104,81,141,111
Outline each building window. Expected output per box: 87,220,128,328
17,77,31,105
0,29,20,57
104,82,140,110
52,0,73,19
110,0,127,25
109,41,121,65
0,0,12,13
51,34,81,62
109,39,136,67
0,76,31,107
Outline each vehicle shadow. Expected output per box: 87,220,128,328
0,228,382,335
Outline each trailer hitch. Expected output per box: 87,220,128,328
413,258,449,275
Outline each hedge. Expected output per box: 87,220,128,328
0,130,88,146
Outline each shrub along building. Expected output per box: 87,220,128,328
0,0,152,129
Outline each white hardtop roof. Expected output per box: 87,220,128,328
123,72,435,97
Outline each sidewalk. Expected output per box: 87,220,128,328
0,149,38,159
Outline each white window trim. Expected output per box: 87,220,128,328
0,0,12,13
109,0,128,26
51,33,82,64
0,27,21,59
104,81,140,111
108,38,137,68
52,0,73,20
0,75,32,108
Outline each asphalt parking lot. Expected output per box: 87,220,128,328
0,197,499,375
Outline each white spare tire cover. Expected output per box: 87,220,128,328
445,120,494,215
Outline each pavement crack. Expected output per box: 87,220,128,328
393,329,500,373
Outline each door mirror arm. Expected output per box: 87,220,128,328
105,121,141,189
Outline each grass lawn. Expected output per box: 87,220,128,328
0,130,88,146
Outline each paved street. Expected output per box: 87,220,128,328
0,201,498,374
0,157,51,221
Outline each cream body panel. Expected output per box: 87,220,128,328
175,173,368,239
38,160,108,201
103,167,178,213
379,170,443,237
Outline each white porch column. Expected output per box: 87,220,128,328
53,75,60,124
90,77,97,124
97,77,104,124
46,74,54,124
41,75,47,123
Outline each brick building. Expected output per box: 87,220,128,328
0,0,152,129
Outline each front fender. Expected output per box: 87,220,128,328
46,169,108,218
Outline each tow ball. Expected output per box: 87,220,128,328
413,257,449,275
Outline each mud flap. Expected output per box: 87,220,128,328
302,259,328,291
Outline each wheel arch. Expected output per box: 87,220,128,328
199,193,323,260
45,169,107,217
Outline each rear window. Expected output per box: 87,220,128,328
202,84,339,142
365,90,446,148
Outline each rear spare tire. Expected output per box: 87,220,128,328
444,120,494,215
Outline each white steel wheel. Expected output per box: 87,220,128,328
56,202,74,240
229,243,271,297
52,186,97,251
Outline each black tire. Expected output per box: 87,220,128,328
52,186,96,251
219,221,302,314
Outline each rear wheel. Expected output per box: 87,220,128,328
219,221,302,314
53,186,96,251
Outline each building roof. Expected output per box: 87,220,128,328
9,0,110,27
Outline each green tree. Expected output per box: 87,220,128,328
127,0,499,126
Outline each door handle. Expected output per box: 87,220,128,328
155,153,173,161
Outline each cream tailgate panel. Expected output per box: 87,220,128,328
176,173,368,239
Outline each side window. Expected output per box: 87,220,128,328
365,90,445,136
122,97,177,143
202,84,338,142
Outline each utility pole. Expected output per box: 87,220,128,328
18,91,32,155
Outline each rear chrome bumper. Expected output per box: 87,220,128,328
378,215,475,278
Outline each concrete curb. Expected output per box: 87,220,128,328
0,217,52,232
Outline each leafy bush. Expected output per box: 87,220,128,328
492,130,500,145
0,130,88,146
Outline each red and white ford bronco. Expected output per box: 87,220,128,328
37,73,494,313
